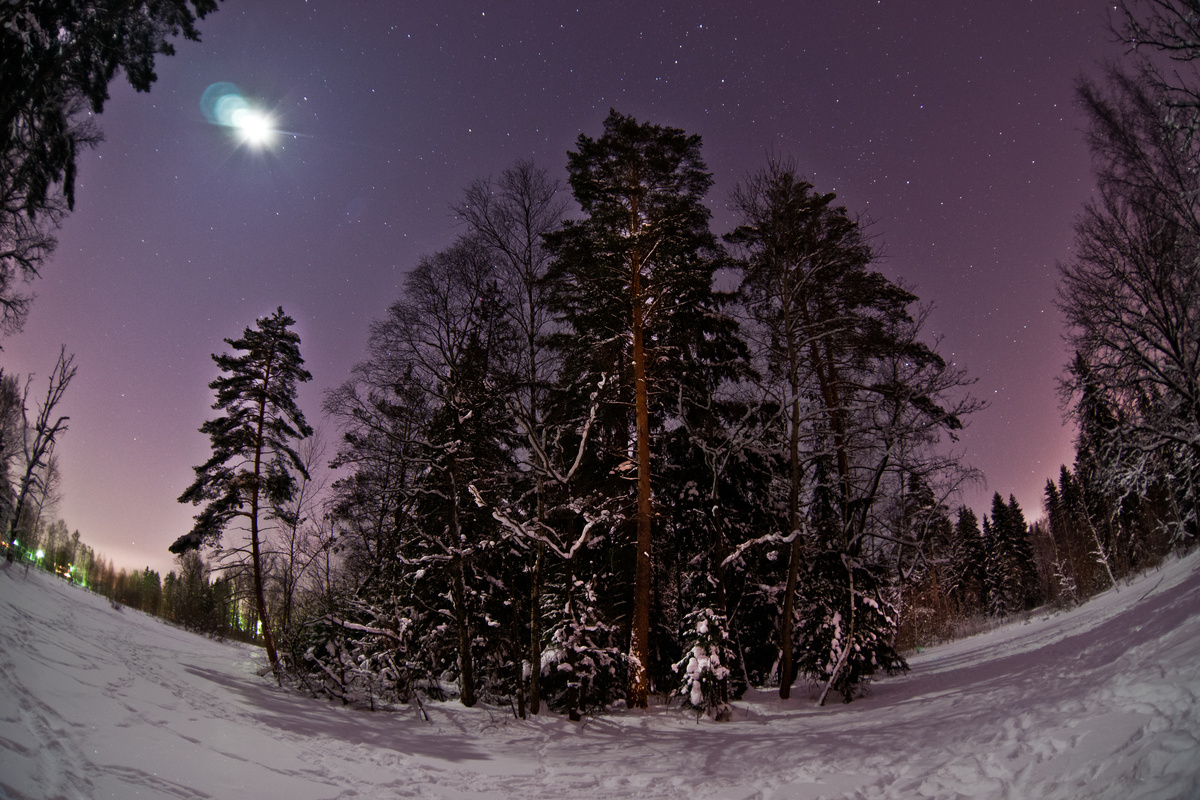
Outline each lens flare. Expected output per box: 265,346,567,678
201,82,276,147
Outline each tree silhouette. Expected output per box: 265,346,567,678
175,307,312,678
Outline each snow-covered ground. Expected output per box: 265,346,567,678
2,552,1198,800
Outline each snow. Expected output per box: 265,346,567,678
2,551,1199,799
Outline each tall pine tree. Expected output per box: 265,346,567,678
545,110,729,707
175,307,313,678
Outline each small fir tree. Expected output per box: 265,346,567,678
673,607,736,720
539,571,625,720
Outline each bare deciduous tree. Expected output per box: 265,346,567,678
6,346,75,549
1062,69,1200,540
454,160,564,714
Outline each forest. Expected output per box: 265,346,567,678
1,0,1197,724
168,92,1192,721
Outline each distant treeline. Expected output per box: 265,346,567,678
3,524,261,644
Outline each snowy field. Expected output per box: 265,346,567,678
2,552,1198,800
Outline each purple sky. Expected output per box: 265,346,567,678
4,1,1124,576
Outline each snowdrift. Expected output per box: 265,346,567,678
2,551,1199,799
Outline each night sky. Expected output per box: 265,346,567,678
4,1,1126,577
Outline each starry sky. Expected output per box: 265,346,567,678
4,1,1127,576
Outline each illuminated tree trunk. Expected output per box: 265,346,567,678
545,110,723,711
629,264,653,708
249,387,280,677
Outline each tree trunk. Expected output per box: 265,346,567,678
446,451,477,707
251,377,280,681
778,393,804,698
778,533,803,698
800,302,851,533
249,521,279,676
529,539,544,714
629,293,653,708
779,306,804,700
451,550,476,706
817,562,855,706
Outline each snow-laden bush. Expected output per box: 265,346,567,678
292,596,419,709
673,607,735,720
793,549,907,703
539,575,625,719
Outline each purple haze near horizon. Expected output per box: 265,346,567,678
3,1,1123,576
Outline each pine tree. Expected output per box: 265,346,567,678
545,110,728,707
175,307,313,677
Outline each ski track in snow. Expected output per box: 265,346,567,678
2,552,1199,800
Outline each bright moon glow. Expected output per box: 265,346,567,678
232,108,275,145
201,82,275,147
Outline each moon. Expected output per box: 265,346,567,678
231,107,275,146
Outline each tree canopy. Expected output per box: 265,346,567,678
0,0,219,336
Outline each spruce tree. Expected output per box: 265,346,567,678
1005,495,1039,607
983,492,1039,615
949,506,987,613
982,513,1005,615
539,567,624,720
673,607,737,720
